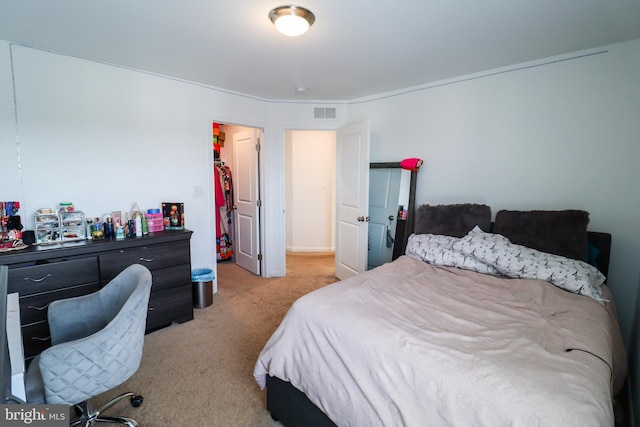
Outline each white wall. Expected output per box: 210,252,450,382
0,44,21,201
285,130,336,252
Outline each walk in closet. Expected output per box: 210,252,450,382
213,123,234,261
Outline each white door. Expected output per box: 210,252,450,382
232,129,261,275
335,121,370,280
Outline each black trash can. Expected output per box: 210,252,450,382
192,268,214,309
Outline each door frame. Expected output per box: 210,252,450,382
210,120,267,277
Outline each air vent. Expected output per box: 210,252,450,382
313,107,337,119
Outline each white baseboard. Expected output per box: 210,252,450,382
286,246,335,253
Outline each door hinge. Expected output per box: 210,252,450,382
258,253,263,261
257,200,262,207
256,142,261,152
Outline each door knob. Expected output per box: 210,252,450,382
388,215,395,221
357,216,370,222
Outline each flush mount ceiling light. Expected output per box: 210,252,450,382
269,5,315,37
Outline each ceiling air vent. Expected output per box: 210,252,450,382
314,107,336,119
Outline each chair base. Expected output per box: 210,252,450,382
70,392,143,427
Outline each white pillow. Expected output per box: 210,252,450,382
406,233,501,275
452,227,606,303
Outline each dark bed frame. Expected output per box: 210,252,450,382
265,231,612,426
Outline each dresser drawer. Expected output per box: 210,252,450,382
146,285,194,331
99,240,191,279
19,283,101,326
8,257,99,296
149,264,191,293
22,321,52,361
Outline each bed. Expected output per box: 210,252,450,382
254,205,627,426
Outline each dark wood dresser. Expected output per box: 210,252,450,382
0,230,194,362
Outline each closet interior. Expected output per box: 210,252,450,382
213,123,234,261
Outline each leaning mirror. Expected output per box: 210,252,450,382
367,162,418,269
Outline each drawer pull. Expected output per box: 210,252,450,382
139,257,155,263
27,303,50,311
32,336,51,341
24,274,52,283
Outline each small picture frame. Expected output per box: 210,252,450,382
162,202,185,230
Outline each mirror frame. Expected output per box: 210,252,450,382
370,162,418,259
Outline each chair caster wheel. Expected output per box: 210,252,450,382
130,395,144,407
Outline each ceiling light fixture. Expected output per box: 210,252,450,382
269,5,315,37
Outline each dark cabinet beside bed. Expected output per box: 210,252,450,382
1,230,194,363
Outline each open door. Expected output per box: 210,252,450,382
335,121,370,280
232,129,262,275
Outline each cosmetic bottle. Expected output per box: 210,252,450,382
135,213,142,237
105,216,114,239
141,214,148,235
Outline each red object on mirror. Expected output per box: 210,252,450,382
400,158,423,172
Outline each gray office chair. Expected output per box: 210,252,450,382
24,264,152,427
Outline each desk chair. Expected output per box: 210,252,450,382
24,264,152,427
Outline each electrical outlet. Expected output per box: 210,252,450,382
194,185,205,197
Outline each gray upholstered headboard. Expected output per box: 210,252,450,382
414,203,491,237
411,204,611,277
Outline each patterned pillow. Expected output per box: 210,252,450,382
406,233,500,275
452,227,606,303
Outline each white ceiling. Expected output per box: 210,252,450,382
1,0,639,101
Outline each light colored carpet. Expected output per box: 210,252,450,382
94,252,337,426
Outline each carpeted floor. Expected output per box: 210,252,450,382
93,252,337,427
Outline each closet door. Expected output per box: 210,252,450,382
232,129,261,275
